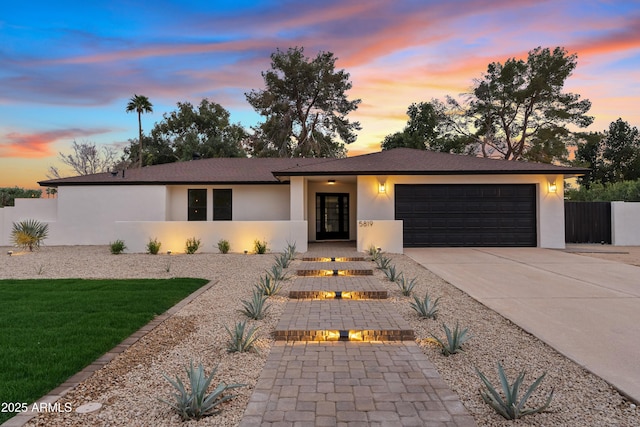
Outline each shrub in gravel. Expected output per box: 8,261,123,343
375,255,392,270
225,320,260,353
217,239,230,254
284,241,297,261
396,276,418,296
160,361,244,420
274,252,291,269
185,237,201,254
253,239,268,254
268,264,290,282
410,292,441,319
255,274,283,297
11,219,49,251
240,289,270,320
432,322,470,356
382,265,401,281
146,238,161,255
476,362,554,419
109,239,126,255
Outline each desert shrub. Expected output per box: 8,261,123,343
240,290,270,320
110,239,126,255
185,237,201,254
410,291,440,319
217,239,230,254
432,322,471,356
253,239,268,254
147,238,161,255
255,274,283,296
396,276,418,296
225,321,260,353
11,219,49,251
284,241,297,261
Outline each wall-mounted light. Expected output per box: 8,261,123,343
328,179,336,185
548,181,557,193
378,182,386,193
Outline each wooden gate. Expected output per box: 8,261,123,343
564,201,611,244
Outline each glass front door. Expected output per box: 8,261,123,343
316,193,349,240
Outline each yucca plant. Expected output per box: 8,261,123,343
274,253,290,269
476,363,554,420
11,219,49,251
253,239,268,254
432,322,471,356
147,237,161,255
284,241,297,261
268,264,290,282
109,239,126,255
375,255,392,270
217,239,230,254
160,361,245,420
225,321,260,353
410,291,440,319
255,274,283,296
396,276,418,296
185,237,201,254
239,290,270,320
382,265,401,282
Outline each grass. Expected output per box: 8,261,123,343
0,278,208,424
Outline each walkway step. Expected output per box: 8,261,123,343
274,300,414,342
289,276,388,299
239,341,476,427
296,261,374,277
302,256,366,262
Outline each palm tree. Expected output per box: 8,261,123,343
126,94,153,167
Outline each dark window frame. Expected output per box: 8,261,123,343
213,189,232,221
188,189,207,221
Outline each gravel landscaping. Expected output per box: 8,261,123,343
0,245,638,426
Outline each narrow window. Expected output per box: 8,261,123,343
188,189,207,221
213,189,232,221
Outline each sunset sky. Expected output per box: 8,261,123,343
1,0,639,189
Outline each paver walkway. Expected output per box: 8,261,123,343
239,243,476,426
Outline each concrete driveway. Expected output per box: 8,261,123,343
405,247,640,403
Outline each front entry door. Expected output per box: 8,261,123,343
316,193,349,240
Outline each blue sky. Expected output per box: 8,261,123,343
1,0,639,188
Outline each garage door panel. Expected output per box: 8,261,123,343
395,184,537,247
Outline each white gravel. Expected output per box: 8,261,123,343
1,245,638,426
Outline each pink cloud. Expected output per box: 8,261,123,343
0,128,111,158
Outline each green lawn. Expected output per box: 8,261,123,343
0,278,208,423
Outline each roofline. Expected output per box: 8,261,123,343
273,169,589,177
37,180,289,188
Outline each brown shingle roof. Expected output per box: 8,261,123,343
38,149,588,187
274,148,589,176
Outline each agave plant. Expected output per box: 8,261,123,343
476,363,554,419
11,219,49,251
410,291,440,318
382,265,401,282
255,274,283,297
273,253,291,269
239,289,270,320
268,264,290,282
284,241,297,261
160,361,245,420
375,255,392,270
396,276,418,296
432,322,470,356
225,320,260,353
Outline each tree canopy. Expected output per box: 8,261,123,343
47,140,119,179
0,187,41,207
246,47,361,158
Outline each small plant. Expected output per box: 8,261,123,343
11,219,49,251
225,320,260,353
147,238,161,255
110,239,126,255
165,259,172,273
410,291,440,319
217,239,230,254
284,241,297,261
367,244,381,261
375,255,391,270
396,276,418,296
160,361,245,421
382,265,400,282
34,263,45,275
256,274,283,296
239,289,270,320
274,252,290,269
185,237,201,254
253,239,268,254
268,264,290,282
432,322,471,356
476,363,554,420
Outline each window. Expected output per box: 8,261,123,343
188,189,207,221
213,189,232,221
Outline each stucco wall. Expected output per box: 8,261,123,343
0,199,58,246
356,173,566,249
167,185,290,221
611,201,640,245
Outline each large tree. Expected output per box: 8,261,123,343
126,94,153,167
47,140,119,179
440,46,593,162
124,99,247,165
0,187,41,207
246,47,361,158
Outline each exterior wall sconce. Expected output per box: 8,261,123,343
548,181,557,193
378,182,386,193
328,179,336,185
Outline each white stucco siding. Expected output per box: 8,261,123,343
167,185,289,221
356,174,565,249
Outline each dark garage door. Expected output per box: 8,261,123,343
395,184,537,247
